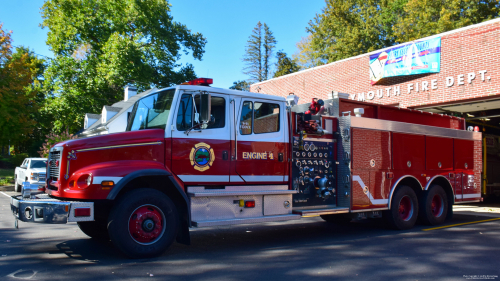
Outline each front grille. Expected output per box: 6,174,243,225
39,175,46,182
49,150,61,181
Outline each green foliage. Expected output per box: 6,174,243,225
243,22,277,82
9,153,29,167
307,0,405,63
393,0,500,42
307,0,500,63
0,24,47,149
38,129,78,158
293,35,326,70
263,24,277,80
41,0,206,133
229,80,250,91
274,51,300,78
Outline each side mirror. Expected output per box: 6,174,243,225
199,92,211,123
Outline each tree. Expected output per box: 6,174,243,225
307,0,500,64
307,0,407,63
38,129,77,158
0,24,45,153
274,51,300,78
393,0,500,42
263,24,277,80
293,35,326,69
242,22,277,82
41,0,207,133
229,80,250,91
10,47,50,156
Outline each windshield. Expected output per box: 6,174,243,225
127,89,175,131
31,160,47,169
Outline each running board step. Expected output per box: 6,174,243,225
293,207,350,216
192,214,301,227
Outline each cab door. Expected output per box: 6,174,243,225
171,91,231,185
233,99,287,184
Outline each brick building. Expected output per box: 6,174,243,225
250,18,500,195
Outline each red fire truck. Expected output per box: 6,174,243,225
11,78,482,258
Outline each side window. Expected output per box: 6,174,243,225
209,96,225,129
240,101,253,135
176,94,193,131
254,102,280,134
177,94,226,131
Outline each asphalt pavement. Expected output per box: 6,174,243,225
1,190,500,281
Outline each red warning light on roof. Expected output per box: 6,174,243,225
187,78,213,86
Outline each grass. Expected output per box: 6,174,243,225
0,169,14,177
0,169,15,186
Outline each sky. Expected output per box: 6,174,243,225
0,0,326,89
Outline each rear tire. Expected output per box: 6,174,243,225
385,185,418,230
108,188,179,258
419,185,448,225
78,219,110,240
320,214,352,224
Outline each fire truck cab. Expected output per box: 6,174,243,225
11,79,482,258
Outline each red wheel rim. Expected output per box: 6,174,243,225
398,195,413,221
431,194,444,217
128,205,165,245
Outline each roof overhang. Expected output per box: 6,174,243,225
414,97,500,114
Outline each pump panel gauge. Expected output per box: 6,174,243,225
291,136,336,208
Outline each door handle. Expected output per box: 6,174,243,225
222,151,228,160
278,153,284,162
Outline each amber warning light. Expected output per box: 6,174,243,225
182,78,213,86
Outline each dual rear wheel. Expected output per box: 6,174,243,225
385,184,449,230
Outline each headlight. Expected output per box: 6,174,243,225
30,173,39,181
77,174,92,189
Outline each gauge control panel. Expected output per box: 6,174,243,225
292,137,336,208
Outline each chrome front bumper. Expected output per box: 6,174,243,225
10,194,94,225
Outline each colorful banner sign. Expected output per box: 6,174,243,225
369,37,441,84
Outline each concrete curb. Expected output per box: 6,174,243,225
0,185,15,191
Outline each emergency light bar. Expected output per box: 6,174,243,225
184,78,213,86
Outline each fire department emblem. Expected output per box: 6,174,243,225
189,142,215,172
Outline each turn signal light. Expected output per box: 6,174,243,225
244,200,255,208
74,208,91,217
101,181,114,187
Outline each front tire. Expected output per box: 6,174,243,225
78,219,110,240
385,185,418,230
419,185,448,225
108,188,179,258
